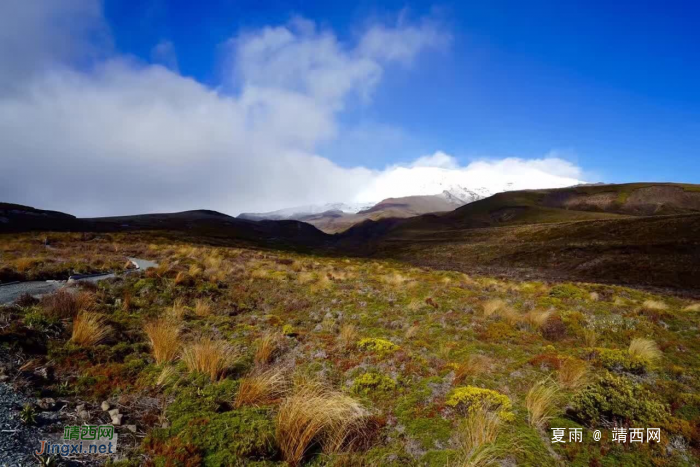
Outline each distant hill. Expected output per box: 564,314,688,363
240,193,466,233
0,202,77,231
339,182,700,239
0,205,330,249
336,183,700,291
3,182,700,291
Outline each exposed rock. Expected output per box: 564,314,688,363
101,401,111,411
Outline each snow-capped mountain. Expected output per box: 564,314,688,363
238,202,374,221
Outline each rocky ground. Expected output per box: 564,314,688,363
0,347,65,466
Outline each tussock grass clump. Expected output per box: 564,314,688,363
42,289,93,318
155,365,179,387
629,338,662,366
642,300,668,311
558,358,588,390
454,355,492,383
526,379,559,429
182,337,237,381
254,332,282,366
338,324,358,349
276,383,370,465
193,298,212,317
144,318,180,364
524,309,552,329
404,324,419,339
235,367,289,408
482,299,506,317
457,405,513,467
70,312,111,347
582,328,597,347
167,298,187,321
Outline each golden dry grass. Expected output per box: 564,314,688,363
642,300,668,311
254,332,281,366
194,298,212,317
404,324,419,339
338,324,358,349
683,303,700,312
526,379,559,429
42,289,94,318
276,383,370,465
557,358,588,390
454,355,492,384
70,312,111,347
235,367,289,408
457,406,509,467
524,309,552,329
144,318,180,364
173,271,189,285
155,365,178,387
482,299,506,317
167,298,187,321
182,337,237,381
629,337,662,365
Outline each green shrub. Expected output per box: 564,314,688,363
357,337,399,355
352,372,397,395
571,372,669,426
446,386,514,421
597,348,647,374
549,284,588,301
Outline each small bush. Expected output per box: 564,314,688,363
276,383,370,465
597,348,647,374
446,386,514,421
571,372,669,426
182,338,237,381
70,312,110,347
357,338,398,355
144,318,180,364
352,373,396,395
526,379,559,429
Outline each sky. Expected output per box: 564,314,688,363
0,0,698,217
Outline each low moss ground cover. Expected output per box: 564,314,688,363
1,231,699,465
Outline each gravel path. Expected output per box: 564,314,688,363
0,281,63,305
0,257,158,305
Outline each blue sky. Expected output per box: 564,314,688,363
104,0,700,183
1,1,698,216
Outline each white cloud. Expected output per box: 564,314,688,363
0,2,584,218
353,153,584,203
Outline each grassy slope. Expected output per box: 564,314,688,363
338,184,700,291
1,231,699,465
